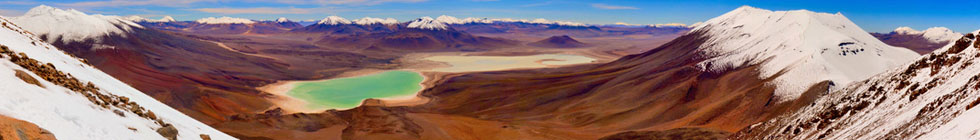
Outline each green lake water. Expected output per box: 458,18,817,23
287,70,424,110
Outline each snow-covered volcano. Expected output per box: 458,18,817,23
407,16,448,30
734,30,980,139
874,27,962,54
126,16,176,23
10,5,142,43
316,16,352,25
414,6,919,137
0,16,233,139
352,17,398,25
893,27,961,43
692,6,919,102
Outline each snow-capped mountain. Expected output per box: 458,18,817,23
692,6,919,102
461,17,493,24
316,16,352,25
10,5,142,43
159,16,176,22
432,15,587,26
407,16,448,30
11,5,299,130
352,17,398,25
893,27,961,43
0,16,233,140
195,16,255,24
275,17,289,23
126,16,175,23
609,22,689,28
733,31,980,139
435,15,464,24
418,6,917,137
873,27,962,54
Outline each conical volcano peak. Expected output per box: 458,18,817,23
687,6,918,102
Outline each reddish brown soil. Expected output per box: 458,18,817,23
0,115,56,140
44,22,690,139
202,30,825,140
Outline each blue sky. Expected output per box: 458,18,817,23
0,0,978,33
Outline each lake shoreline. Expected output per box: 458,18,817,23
257,53,600,114
257,69,431,113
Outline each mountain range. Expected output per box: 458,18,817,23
0,4,975,140
873,27,962,54
415,6,918,139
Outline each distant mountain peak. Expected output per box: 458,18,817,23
407,16,448,30
352,17,398,25
275,17,289,22
12,5,142,43
438,16,587,26
691,5,918,101
529,35,587,48
125,15,175,23
461,17,493,24
0,14,234,140
436,15,463,24
892,26,962,43
195,16,255,24
316,16,352,25
159,16,175,22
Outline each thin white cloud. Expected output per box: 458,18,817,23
521,1,553,7
194,7,332,14
56,0,427,8
591,3,638,10
57,0,217,8
0,9,25,16
256,0,427,5
0,1,37,5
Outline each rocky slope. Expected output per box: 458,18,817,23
0,15,233,139
873,27,961,54
732,31,980,139
9,5,373,124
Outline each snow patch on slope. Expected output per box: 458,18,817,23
196,16,255,24
0,16,233,140
10,5,142,43
691,6,919,102
734,31,980,139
